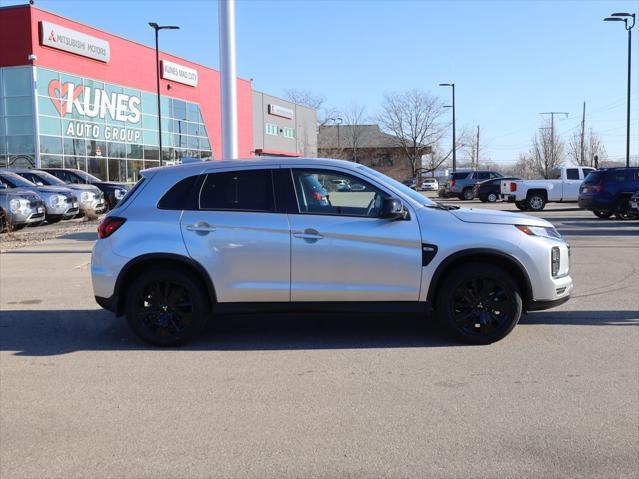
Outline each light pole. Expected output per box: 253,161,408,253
148,22,179,167
604,12,635,168
439,83,456,172
334,117,343,148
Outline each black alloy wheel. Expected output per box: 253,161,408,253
126,269,208,346
593,210,613,219
436,263,522,344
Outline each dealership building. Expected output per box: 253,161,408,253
0,4,317,182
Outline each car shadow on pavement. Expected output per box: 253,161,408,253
1,309,637,356
58,231,98,241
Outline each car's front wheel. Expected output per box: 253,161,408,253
526,193,546,211
125,268,209,346
436,263,522,344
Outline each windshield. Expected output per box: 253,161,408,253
72,170,101,183
0,172,37,188
33,171,67,186
357,165,436,207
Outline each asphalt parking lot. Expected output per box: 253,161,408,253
1,199,638,478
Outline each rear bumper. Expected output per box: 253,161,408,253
578,196,611,211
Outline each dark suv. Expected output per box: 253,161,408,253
578,167,639,220
442,170,503,200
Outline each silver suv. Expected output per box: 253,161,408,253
92,158,572,346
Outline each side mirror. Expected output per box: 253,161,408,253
36,182,44,186
0,183,7,190
380,197,407,220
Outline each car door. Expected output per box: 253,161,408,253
563,168,582,200
287,167,423,302
180,167,291,303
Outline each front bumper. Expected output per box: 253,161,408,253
528,295,571,311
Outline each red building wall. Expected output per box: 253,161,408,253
0,4,253,160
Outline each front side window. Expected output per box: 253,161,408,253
292,169,388,218
566,168,580,180
476,172,490,180
199,169,275,212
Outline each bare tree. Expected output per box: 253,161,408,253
339,103,366,163
587,129,607,166
512,153,537,179
376,89,448,178
283,89,338,126
530,120,565,178
568,127,607,167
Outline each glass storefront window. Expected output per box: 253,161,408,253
40,154,63,168
107,158,125,182
38,96,60,117
5,97,33,116
143,146,159,160
127,159,144,183
40,135,63,154
8,154,35,168
142,92,157,115
87,157,107,180
87,140,107,157
6,116,34,136
2,68,32,97
186,102,199,122
63,137,86,156
7,135,34,154
36,68,59,95
64,156,86,170
172,99,186,120
40,116,62,136
143,130,158,146
107,142,126,158
127,143,144,159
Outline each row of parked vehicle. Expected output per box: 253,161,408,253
0,168,130,232
433,166,639,219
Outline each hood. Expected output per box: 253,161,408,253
65,184,102,193
450,207,552,227
0,188,41,200
32,185,76,195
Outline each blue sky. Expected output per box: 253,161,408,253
2,0,638,164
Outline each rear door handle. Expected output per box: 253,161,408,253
292,228,324,242
186,222,216,234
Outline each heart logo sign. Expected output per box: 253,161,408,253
48,80,83,117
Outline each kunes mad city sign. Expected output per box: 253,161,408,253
48,80,142,143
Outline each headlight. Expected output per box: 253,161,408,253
9,198,30,214
515,225,562,240
49,194,66,208
114,189,126,200
80,191,95,202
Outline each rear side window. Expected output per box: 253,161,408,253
476,172,490,180
452,172,468,180
199,169,275,212
158,175,198,210
566,169,580,180
583,171,603,184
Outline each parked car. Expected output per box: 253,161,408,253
0,187,46,231
442,170,504,200
92,158,572,347
474,177,520,203
420,178,439,191
578,167,639,220
501,166,596,211
11,168,107,216
0,170,79,223
42,168,130,210
402,178,417,190
630,191,639,214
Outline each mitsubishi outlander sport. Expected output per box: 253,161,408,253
92,158,572,346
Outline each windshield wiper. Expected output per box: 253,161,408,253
427,202,460,211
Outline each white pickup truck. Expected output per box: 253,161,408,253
501,166,596,211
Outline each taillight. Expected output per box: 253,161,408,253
510,182,517,192
98,217,126,239
593,183,603,193
450,180,456,187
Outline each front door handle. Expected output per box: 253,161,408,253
292,228,324,243
186,222,216,234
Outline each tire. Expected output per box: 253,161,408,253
479,195,488,203
526,193,546,211
462,188,474,201
515,201,529,211
486,192,498,203
28,220,46,227
125,268,209,346
436,263,523,345
12,223,27,231
615,197,639,221
593,210,613,219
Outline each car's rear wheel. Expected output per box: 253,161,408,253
526,193,546,211
615,197,639,220
125,268,208,346
593,210,613,219
515,201,529,210
487,192,498,203
462,188,474,201
436,263,522,344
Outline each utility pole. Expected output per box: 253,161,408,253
219,0,238,159
475,125,480,169
579,102,586,165
539,111,568,175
